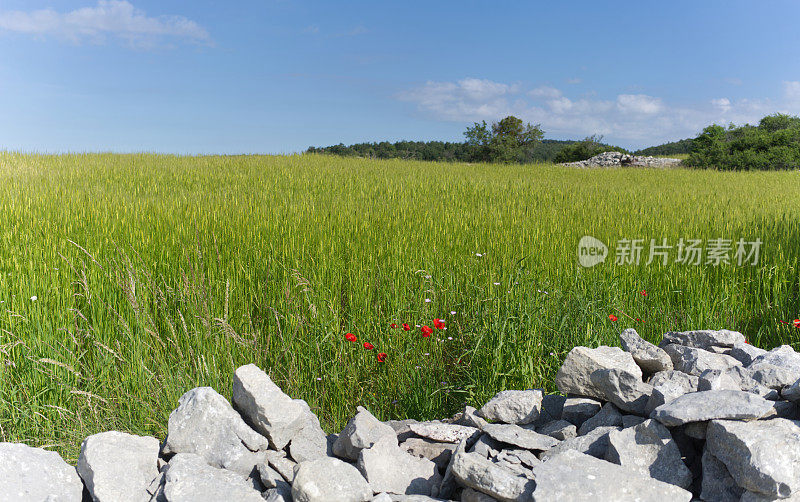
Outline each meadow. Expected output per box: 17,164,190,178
0,152,798,460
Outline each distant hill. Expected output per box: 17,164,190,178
635,138,694,156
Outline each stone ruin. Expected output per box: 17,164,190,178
562,151,683,168
3,327,800,501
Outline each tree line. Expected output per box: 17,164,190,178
307,116,624,164
307,113,800,170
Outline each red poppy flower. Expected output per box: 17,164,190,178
402,323,411,331
421,325,433,337
608,314,618,322
794,319,800,329
744,340,751,345
433,318,445,329
636,318,644,323
345,333,357,342
640,290,648,297
363,342,374,350
377,352,387,362
390,323,397,328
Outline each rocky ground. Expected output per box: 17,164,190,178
563,151,683,168
3,327,800,501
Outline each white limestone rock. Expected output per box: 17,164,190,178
604,419,692,488
530,449,692,501
292,457,372,502
619,328,673,374
651,390,774,427
76,431,160,502
706,418,800,499
232,364,308,450
0,442,84,502
477,390,543,425
555,346,642,399
333,406,397,461
161,387,269,476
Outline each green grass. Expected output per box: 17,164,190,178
0,152,799,461
655,153,690,160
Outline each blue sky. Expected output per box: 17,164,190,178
1,0,799,153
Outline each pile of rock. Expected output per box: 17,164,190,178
562,151,683,168
3,328,800,501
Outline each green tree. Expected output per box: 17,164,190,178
464,116,544,163
553,135,627,163
686,114,800,170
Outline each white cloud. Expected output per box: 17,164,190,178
0,1,211,47
528,86,562,99
711,98,732,112
616,94,663,114
346,25,368,36
398,77,799,148
566,77,582,85
397,78,516,121
784,81,800,106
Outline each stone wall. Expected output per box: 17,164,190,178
3,328,800,501
563,151,683,168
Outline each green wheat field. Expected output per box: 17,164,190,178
1,152,799,460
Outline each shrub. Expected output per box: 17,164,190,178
553,135,628,163
686,113,800,170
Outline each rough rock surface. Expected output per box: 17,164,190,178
161,386,269,475
749,363,800,390
408,422,479,443
477,390,542,424
706,418,800,498
538,419,577,440
450,449,535,502
357,436,439,495
645,370,700,415
577,402,623,436
651,390,774,426
729,343,769,366
783,378,800,403
555,346,642,399
750,345,800,371
481,423,559,451
698,366,778,399
288,410,330,463
0,442,84,502
401,437,456,470
333,406,397,461
156,453,264,502
562,151,682,168
605,419,692,488
536,394,566,424
619,328,673,374
561,397,602,426
660,330,746,350
662,343,742,376
292,457,372,502
590,368,653,415
701,448,745,502
540,425,621,460
530,450,693,501
232,364,308,450
76,431,160,502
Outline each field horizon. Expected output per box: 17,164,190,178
1,152,798,461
